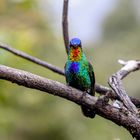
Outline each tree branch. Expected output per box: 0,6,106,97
109,60,139,115
95,85,140,108
0,42,64,75
0,64,140,139
62,0,69,54
0,42,140,108
118,59,140,79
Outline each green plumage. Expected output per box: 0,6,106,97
65,38,95,118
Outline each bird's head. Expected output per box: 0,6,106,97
69,38,82,49
68,38,82,61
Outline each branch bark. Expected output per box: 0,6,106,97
109,60,140,115
95,85,140,108
0,65,140,139
118,59,140,78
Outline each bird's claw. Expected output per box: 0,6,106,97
80,91,87,102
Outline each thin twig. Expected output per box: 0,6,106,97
62,0,69,54
0,43,64,75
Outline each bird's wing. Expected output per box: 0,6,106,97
64,62,69,85
88,62,95,96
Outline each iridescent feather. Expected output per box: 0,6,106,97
65,38,95,118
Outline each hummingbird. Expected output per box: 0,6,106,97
65,38,96,118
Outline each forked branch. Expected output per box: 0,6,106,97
109,60,140,115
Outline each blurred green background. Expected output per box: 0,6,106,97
0,0,140,140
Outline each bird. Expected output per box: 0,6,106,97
65,38,96,118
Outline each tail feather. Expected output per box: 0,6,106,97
81,105,96,118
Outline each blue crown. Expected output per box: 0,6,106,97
70,38,81,46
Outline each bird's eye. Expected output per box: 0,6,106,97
70,45,74,47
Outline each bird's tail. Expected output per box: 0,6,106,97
81,105,96,118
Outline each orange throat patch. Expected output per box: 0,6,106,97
69,47,82,61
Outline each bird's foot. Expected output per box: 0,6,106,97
96,91,110,107
80,91,87,103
